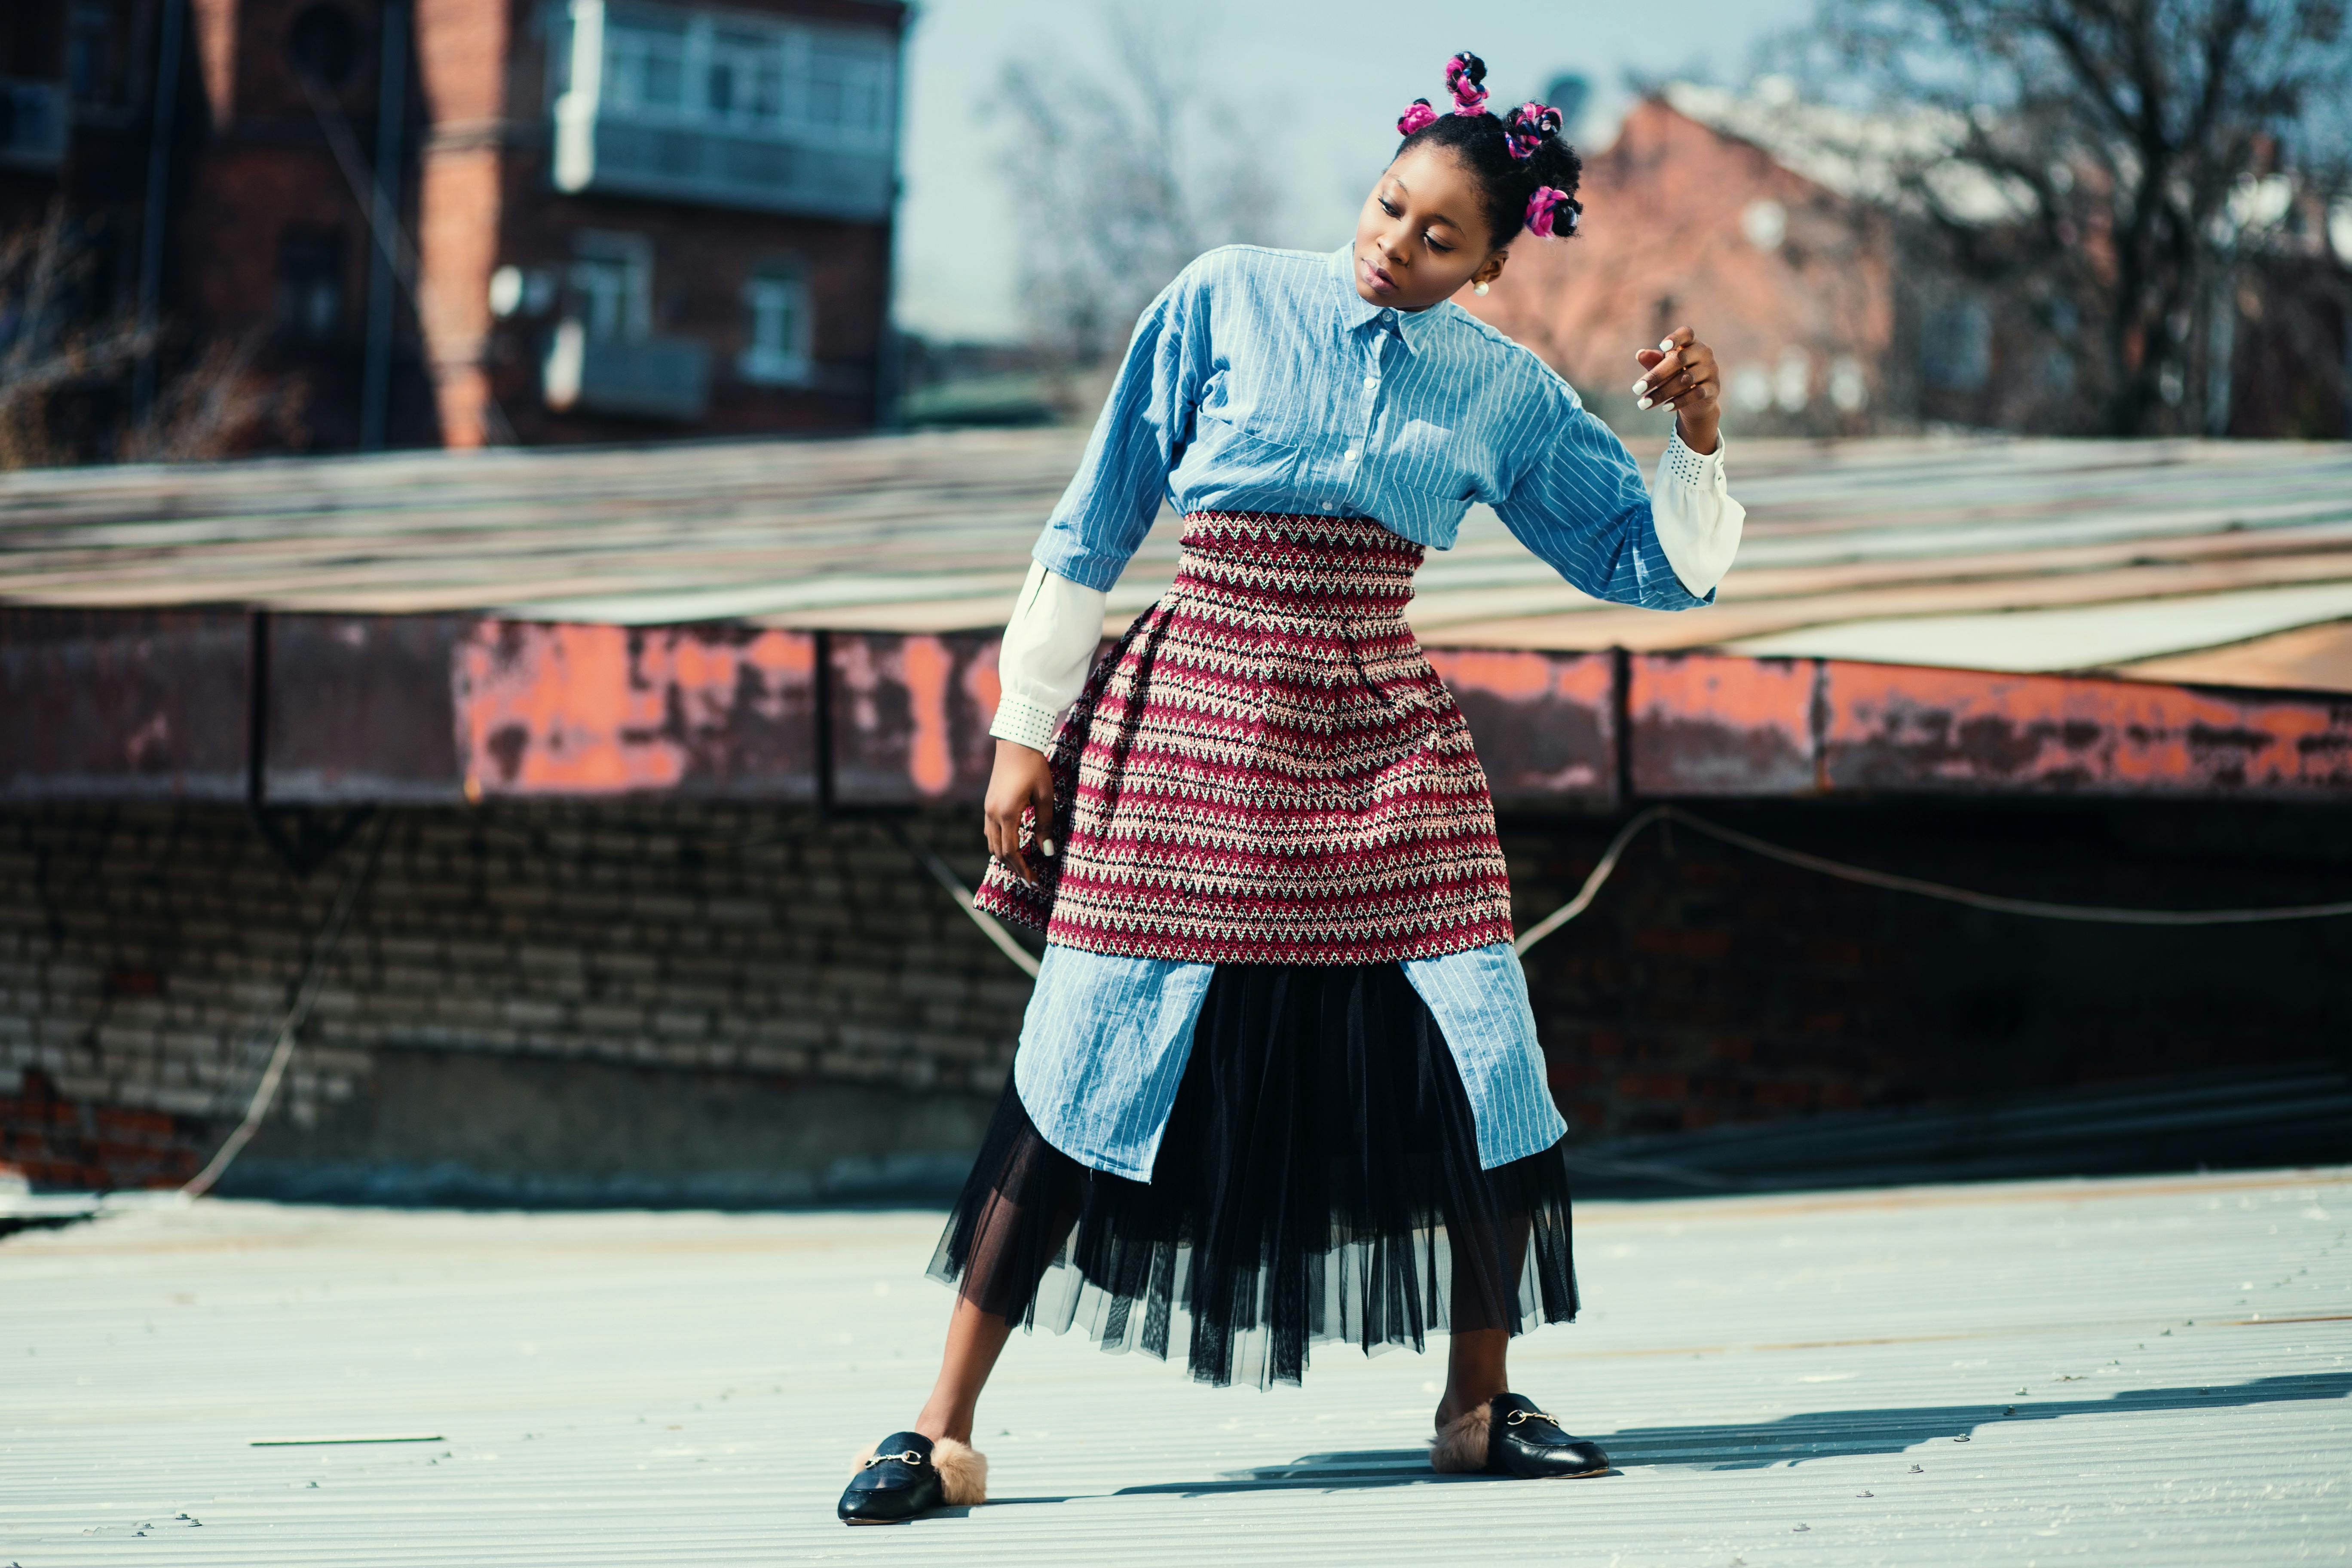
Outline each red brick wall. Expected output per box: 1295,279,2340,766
1,1069,208,1190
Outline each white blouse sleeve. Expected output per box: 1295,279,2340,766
989,560,1109,753
1649,430,1746,598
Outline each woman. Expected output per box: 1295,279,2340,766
839,49,1743,1525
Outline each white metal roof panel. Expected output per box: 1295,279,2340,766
4,1168,2347,1565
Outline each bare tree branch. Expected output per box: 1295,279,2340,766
1777,0,2352,434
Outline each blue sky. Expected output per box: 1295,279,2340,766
891,0,1821,341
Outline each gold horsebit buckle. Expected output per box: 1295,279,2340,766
1504,1408,1562,1428
864,1449,928,1469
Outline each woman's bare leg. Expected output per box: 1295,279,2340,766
912,1295,1012,1444
1435,1215,1533,1429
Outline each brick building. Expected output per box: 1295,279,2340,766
0,0,906,455
1465,82,1899,439
1468,80,2352,439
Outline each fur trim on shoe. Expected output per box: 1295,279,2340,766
932,1437,989,1506
845,1437,988,1505
1429,1403,1492,1473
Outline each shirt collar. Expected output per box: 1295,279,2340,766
1326,243,1452,355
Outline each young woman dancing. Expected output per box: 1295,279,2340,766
839,49,1745,1524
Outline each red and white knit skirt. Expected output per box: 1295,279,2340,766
976,511,1515,963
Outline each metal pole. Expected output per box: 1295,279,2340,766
359,0,410,451
132,0,186,423
872,15,909,429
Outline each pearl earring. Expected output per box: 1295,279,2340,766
1472,280,1490,296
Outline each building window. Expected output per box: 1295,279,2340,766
1922,299,1993,392
1773,347,1811,412
568,231,651,341
1829,355,1868,413
68,2,115,104
548,0,899,219
276,227,344,340
739,265,811,386
589,3,894,142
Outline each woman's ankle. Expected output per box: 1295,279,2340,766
912,1403,975,1445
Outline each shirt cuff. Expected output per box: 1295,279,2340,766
989,692,1063,754
1650,430,1743,598
1660,427,1727,488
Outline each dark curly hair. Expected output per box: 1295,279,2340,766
1393,52,1583,247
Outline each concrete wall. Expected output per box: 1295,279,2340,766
3,798,2348,1200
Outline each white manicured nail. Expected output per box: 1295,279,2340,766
1631,379,1648,394
1040,838,1056,856
1659,338,1675,351
1637,397,1652,410
1662,400,1676,410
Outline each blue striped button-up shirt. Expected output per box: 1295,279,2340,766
1034,242,1714,609
1011,242,1726,1182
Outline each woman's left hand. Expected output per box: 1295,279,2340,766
1633,326,1722,455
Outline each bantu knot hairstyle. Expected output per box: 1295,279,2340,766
1503,102,1563,161
1443,52,1489,115
1396,53,1489,135
1391,51,1583,245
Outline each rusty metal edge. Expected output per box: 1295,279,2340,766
6,612,2352,805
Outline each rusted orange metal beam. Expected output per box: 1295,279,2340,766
6,610,2349,805
454,621,821,801
1822,662,2352,793
1630,650,2352,798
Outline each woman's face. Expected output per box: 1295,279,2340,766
1351,143,1508,311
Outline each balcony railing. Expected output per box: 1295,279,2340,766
550,0,898,220
0,79,69,172
542,321,712,422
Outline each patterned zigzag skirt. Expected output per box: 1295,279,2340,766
974,511,1516,965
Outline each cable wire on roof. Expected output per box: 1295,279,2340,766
1516,804,2352,956
183,814,391,1198
895,802,2352,974
888,818,1043,978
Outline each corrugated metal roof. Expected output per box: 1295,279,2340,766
5,1167,2347,1564
2,430,2350,690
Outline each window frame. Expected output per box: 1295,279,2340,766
567,0,896,147
568,230,655,343
737,262,813,387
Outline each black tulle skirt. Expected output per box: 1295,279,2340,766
927,962,1580,1389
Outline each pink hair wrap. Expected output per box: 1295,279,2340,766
1444,53,1488,115
1525,186,1577,239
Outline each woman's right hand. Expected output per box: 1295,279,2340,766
983,739,1057,885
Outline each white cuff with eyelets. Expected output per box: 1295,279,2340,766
988,560,1109,753
1650,430,1745,598
988,692,1064,754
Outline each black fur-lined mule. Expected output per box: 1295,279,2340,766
836,1430,988,1524
1429,1393,1611,1479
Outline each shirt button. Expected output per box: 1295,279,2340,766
1343,447,1358,461
1320,502,1332,512
1363,376,1378,390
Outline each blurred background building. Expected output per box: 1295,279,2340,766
0,0,906,462
1468,76,2352,442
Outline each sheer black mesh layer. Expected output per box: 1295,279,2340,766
926,962,1580,1389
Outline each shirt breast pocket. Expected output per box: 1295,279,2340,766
1192,411,1303,496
